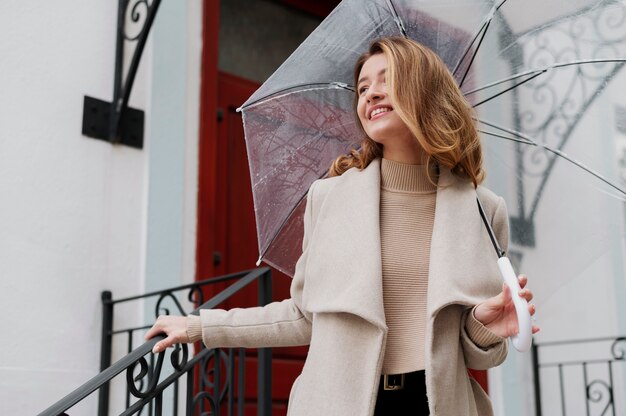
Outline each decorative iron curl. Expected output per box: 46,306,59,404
171,343,189,372
125,343,188,400
200,349,233,403
188,349,233,416
188,285,205,307
586,379,613,415
610,337,626,360
191,390,217,416
519,1,626,135
154,291,188,318
508,2,626,221
593,2,626,43
126,350,164,399
123,0,152,41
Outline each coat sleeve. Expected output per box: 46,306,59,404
459,195,510,369
192,181,319,349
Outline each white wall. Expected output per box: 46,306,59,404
0,1,201,414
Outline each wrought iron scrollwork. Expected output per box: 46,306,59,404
40,268,273,416
534,335,626,416
154,286,206,318
190,348,235,415
127,354,162,399
610,336,626,360
124,0,152,41
484,2,626,247
126,343,189,399
586,379,613,416
188,285,205,307
516,3,626,232
191,389,217,415
155,291,188,318
171,343,189,372
82,0,162,148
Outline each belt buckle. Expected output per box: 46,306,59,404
383,374,405,391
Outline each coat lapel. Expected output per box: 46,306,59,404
304,159,387,330
303,159,502,331
427,168,503,318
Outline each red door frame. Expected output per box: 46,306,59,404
196,3,311,413
196,0,219,281
276,0,340,18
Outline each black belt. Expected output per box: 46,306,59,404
380,370,424,391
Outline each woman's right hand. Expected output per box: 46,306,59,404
473,274,539,339
144,315,189,354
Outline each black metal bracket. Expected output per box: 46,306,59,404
509,216,535,247
82,0,162,149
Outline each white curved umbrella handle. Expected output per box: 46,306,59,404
497,256,533,352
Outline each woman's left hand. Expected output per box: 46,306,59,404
474,274,540,339
145,315,190,354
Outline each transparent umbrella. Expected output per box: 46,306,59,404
237,0,626,349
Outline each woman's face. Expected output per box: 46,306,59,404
356,53,415,148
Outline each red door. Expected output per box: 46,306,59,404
195,2,308,414
200,70,308,415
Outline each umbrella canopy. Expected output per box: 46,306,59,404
237,0,626,315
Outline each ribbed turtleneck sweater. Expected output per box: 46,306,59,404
379,158,437,374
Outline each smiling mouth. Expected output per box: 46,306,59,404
370,108,392,120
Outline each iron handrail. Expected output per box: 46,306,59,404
38,337,165,416
531,335,626,416
38,267,272,416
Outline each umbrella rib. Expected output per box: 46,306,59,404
478,129,532,145
453,0,509,80
238,82,354,111
471,72,543,107
452,19,488,78
465,69,544,96
476,196,506,258
478,118,536,144
458,20,491,89
465,59,626,97
385,0,407,37
478,122,626,198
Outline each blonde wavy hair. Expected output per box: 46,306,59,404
328,37,485,186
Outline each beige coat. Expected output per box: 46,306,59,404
198,158,510,415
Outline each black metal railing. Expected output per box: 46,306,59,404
38,267,273,416
532,336,626,416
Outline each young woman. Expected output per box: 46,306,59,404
145,37,539,416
